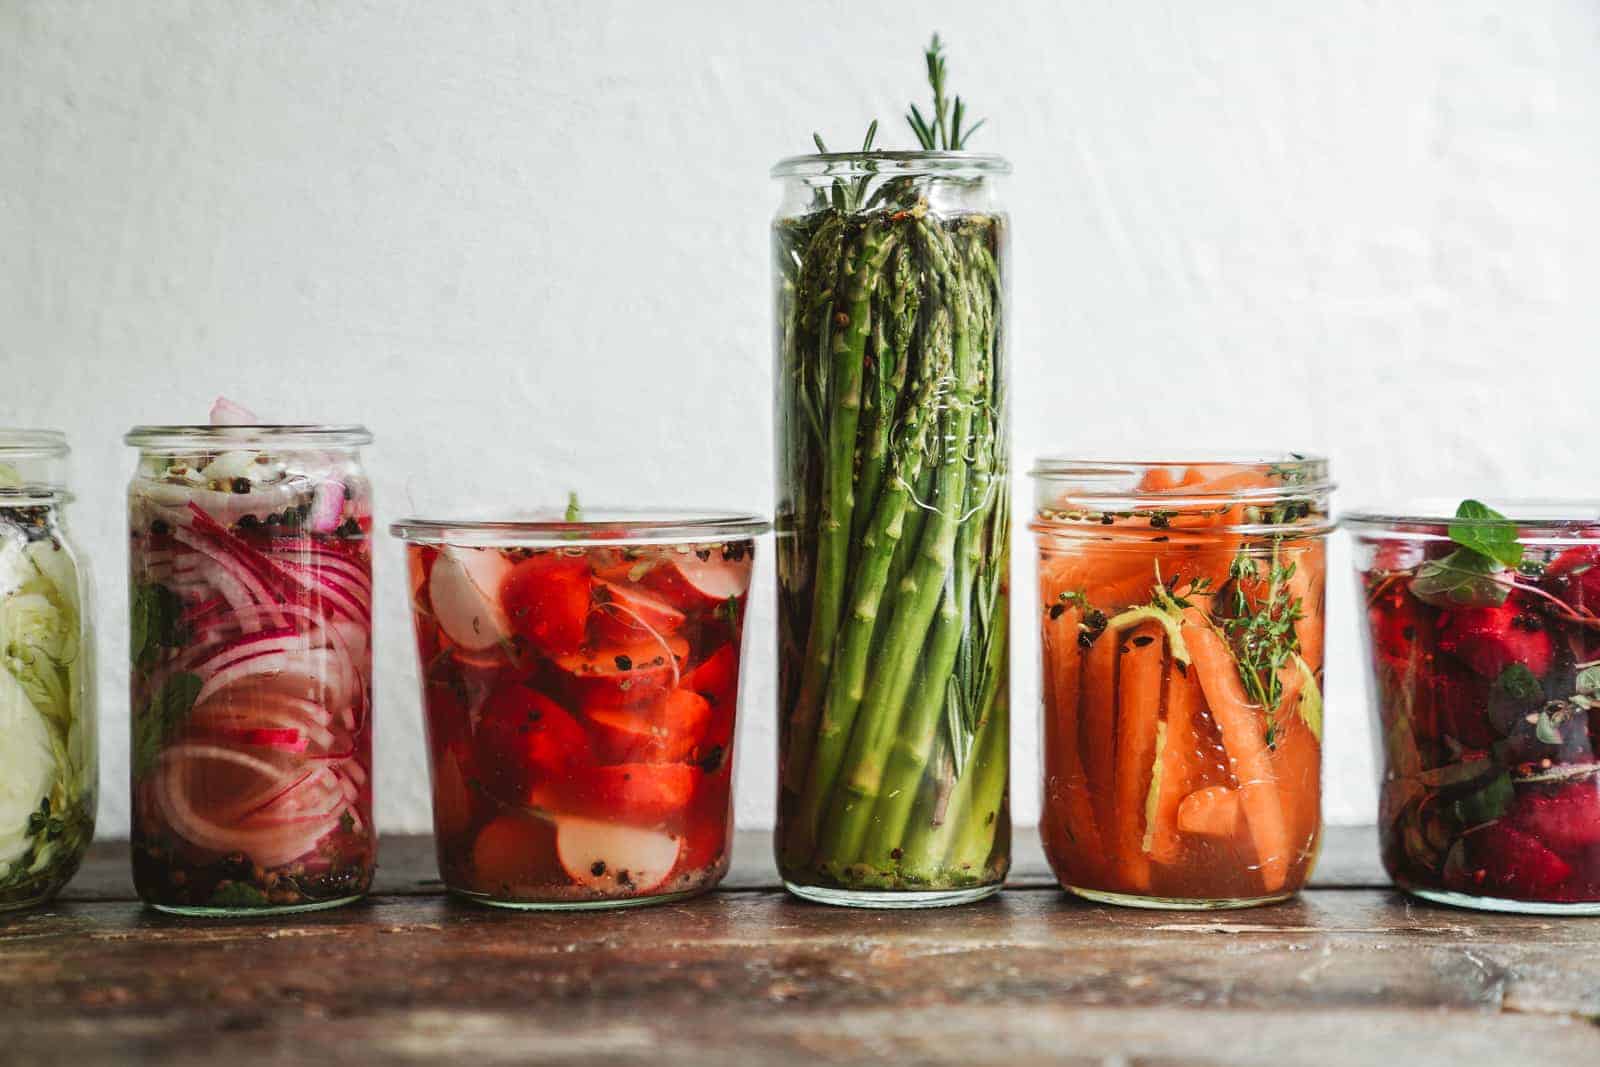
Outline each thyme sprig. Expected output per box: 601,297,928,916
1221,551,1303,722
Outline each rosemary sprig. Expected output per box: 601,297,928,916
907,34,986,150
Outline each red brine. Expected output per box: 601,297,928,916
127,420,375,914
402,523,760,908
1354,503,1600,912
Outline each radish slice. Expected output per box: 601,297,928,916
428,548,512,651
555,817,682,894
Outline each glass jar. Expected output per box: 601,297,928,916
1031,457,1335,908
125,424,375,915
0,430,96,911
1348,500,1600,915
772,151,1012,907
392,510,769,909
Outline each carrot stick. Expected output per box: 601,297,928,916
1147,662,1204,864
1112,623,1163,891
1181,610,1291,894
1177,785,1243,838
1289,540,1326,673
1039,602,1103,875
1081,629,1118,841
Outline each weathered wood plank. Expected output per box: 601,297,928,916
6,829,1591,1066
56,825,1389,900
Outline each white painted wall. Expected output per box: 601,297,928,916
6,1,1600,838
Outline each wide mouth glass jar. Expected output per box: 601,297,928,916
1031,456,1334,909
0,430,96,911
392,509,769,910
772,151,1013,909
1347,499,1600,915
125,424,376,916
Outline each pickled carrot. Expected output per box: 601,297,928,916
1147,663,1205,864
1177,785,1242,838
1181,610,1291,894
1269,686,1322,865
1113,623,1164,890
1081,630,1118,839
1290,541,1326,673
1039,602,1103,874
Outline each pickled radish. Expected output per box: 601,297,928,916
429,548,513,651
401,530,755,905
555,816,682,894
642,552,753,610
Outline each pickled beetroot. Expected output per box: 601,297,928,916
1356,501,1600,910
403,533,755,907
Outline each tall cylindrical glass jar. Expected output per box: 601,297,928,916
0,430,96,911
1031,457,1334,909
125,425,375,915
773,152,1012,907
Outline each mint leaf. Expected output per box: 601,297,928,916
1453,771,1513,827
1448,499,1524,569
1536,709,1564,745
1410,549,1511,608
1497,664,1543,701
132,672,202,779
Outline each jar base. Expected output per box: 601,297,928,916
148,894,364,918
783,881,1001,909
1404,887,1600,916
449,887,705,911
1066,886,1295,910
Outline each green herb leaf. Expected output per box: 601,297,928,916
564,491,583,523
1576,665,1600,697
1448,500,1524,569
1497,663,1543,701
1536,709,1564,745
132,672,202,779
1410,549,1511,608
130,582,187,668
209,882,269,908
1453,771,1514,828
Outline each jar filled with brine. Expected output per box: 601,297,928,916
126,416,375,915
0,430,96,911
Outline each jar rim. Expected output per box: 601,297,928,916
0,429,69,459
771,150,1012,179
1030,454,1335,536
390,509,771,547
124,425,373,449
1343,498,1600,531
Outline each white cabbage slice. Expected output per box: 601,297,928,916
0,667,57,867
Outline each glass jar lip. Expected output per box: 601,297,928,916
770,150,1012,179
0,429,69,460
1030,453,1333,495
124,424,374,449
1343,498,1600,531
1030,453,1334,536
390,509,772,547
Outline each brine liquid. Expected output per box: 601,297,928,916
1038,533,1326,903
129,483,374,911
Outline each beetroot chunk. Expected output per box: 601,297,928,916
1437,601,1553,679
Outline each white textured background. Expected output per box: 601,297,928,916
6,1,1600,837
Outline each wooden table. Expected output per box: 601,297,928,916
1,827,1596,1065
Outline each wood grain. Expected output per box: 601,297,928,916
0,828,1593,1066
